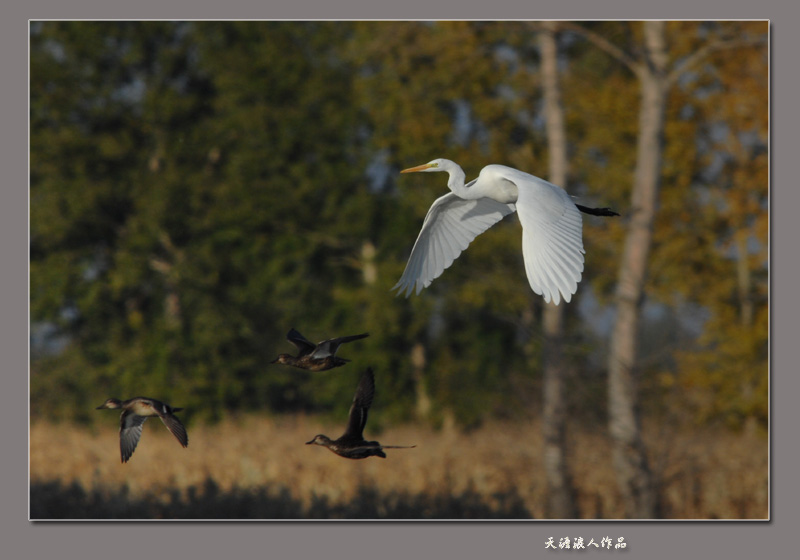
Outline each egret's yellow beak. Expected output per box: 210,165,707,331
400,163,436,174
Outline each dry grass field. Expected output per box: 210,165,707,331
30,415,768,520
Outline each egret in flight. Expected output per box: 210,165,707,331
393,159,618,305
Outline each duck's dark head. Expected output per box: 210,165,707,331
271,354,294,365
96,398,122,410
306,434,332,446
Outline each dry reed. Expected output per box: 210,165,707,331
29,415,767,519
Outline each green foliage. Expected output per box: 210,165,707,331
31,22,372,422
30,22,768,431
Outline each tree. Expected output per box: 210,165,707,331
538,21,578,518
663,24,768,432
560,20,767,517
31,22,210,419
31,22,375,420
30,21,767,465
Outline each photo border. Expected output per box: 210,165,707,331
11,2,786,559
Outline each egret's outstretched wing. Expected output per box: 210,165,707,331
393,193,516,297
513,174,584,305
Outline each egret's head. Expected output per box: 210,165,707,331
401,159,447,173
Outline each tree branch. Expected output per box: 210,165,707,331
665,35,767,88
555,21,643,78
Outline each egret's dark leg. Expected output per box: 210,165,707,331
575,204,620,217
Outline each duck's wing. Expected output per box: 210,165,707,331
343,368,376,439
286,328,317,357
393,193,516,297
346,443,416,451
312,333,369,359
119,410,147,463
157,410,189,448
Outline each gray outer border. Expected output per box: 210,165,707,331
10,2,786,559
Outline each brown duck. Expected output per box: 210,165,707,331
271,328,368,372
306,368,416,459
96,397,188,463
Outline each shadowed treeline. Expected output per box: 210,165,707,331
31,479,531,520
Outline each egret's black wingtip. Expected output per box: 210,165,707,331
575,204,620,217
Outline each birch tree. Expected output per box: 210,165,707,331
559,20,766,517
538,21,577,519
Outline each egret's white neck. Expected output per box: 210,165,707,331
437,161,480,200
445,167,466,194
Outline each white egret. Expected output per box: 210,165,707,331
393,159,618,305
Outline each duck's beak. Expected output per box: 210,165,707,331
305,438,315,445
400,163,435,174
